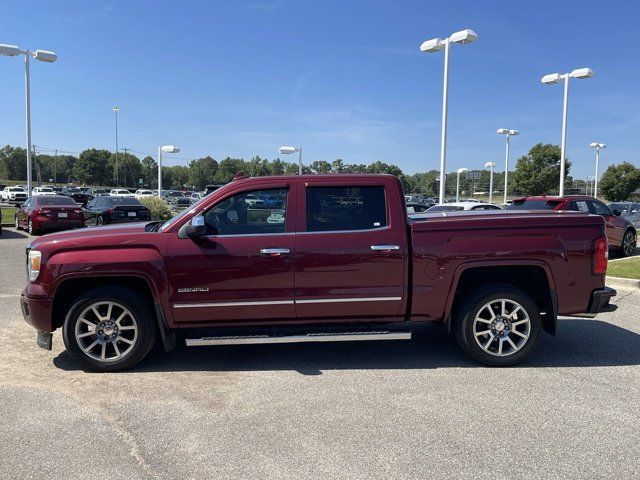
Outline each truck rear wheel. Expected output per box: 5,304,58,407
454,284,541,367
62,286,157,371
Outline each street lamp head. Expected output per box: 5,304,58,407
508,129,520,136
457,167,469,174
449,29,478,45
0,43,23,56
570,67,594,79
34,49,57,63
420,38,444,53
484,162,495,168
161,145,180,153
541,73,562,85
589,142,606,149
112,106,120,112
497,128,509,135
278,146,298,154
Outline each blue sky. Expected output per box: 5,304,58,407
1,0,638,178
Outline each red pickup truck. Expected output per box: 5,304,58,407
21,174,616,371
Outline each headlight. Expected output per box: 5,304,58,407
28,250,42,282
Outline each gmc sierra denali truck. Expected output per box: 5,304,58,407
21,174,616,371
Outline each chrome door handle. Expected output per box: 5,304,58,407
260,248,290,256
370,245,400,252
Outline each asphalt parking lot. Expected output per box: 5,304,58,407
1,227,639,479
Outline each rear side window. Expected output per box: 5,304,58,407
306,186,387,232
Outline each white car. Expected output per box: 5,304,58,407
1,186,28,203
110,189,135,197
244,194,264,207
32,187,56,196
426,202,502,212
134,189,154,199
267,210,286,224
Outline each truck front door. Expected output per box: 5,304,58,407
166,186,296,325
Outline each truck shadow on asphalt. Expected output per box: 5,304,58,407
53,318,640,374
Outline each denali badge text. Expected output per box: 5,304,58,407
178,287,210,293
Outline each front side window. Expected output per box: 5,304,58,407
588,201,611,216
203,188,288,236
306,186,387,232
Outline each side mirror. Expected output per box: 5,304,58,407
612,209,622,217
178,215,208,239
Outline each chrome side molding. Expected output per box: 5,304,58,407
185,331,411,347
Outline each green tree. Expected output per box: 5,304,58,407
0,146,27,181
141,156,158,188
188,156,218,190
513,143,570,196
310,160,332,173
73,149,111,185
599,162,640,201
215,157,247,183
108,152,142,188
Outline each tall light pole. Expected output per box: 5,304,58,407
497,128,519,205
589,142,606,199
158,145,180,198
484,161,495,203
541,68,594,196
456,168,469,202
0,44,57,197
278,146,303,174
420,29,478,204
113,106,120,187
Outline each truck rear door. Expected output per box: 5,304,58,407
293,178,408,322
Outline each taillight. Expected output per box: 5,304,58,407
593,236,608,275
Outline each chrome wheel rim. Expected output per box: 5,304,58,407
14,216,19,228
28,219,32,234
473,299,530,357
623,232,636,256
74,301,138,363
97,216,103,226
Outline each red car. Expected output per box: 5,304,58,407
508,195,637,257
21,174,616,371
15,195,85,235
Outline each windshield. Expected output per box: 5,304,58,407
506,199,562,210
39,188,54,192
65,188,81,193
37,196,76,206
159,195,210,232
9,187,25,192
610,203,630,213
104,197,142,206
427,205,464,212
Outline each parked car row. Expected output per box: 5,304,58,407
13,195,150,235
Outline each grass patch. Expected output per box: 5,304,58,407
608,257,640,279
1,207,17,226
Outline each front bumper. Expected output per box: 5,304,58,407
21,290,53,333
587,286,617,313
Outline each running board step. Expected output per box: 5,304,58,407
185,331,411,347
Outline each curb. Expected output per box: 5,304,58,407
606,276,640,290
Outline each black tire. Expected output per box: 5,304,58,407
454,284,542,367
62,286,157,372
27,218,39,235
620,229,637,257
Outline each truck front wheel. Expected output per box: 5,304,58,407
454,284,542,367
62,286,157,371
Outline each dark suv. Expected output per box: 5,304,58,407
508,195,637,257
